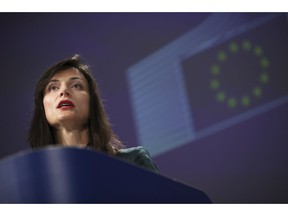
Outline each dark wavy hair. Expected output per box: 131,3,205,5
28,54,124,155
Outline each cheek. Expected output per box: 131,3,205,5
81,95,90,115
84,96,90,113
43,96,54,115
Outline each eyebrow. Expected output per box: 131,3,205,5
47,76,83,84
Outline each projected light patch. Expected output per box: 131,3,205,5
182,14,288,132
127,62,195,156
210,40,270,108
127,14,288,156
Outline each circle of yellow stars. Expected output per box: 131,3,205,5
210,40,270,108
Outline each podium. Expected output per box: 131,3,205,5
0,147,211,203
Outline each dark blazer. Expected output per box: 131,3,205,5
116,146,159,173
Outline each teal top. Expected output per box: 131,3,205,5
115,146,159,173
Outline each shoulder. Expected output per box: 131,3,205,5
116,146,158,173
117,146,149,156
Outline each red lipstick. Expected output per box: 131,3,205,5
57,100,75,109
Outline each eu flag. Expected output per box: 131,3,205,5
182,15,288,132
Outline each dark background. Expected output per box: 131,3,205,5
0,13,287,203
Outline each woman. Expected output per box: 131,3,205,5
28,54,158,173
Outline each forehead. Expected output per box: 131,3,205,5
50,67,86,81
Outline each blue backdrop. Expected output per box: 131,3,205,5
0,12,287,203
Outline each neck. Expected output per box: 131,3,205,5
54,127,89,148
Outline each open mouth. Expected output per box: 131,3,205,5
57,100,75,109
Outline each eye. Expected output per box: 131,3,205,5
72,83,82,89
47,85,59,92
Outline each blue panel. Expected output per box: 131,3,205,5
127,13,288,156
127,62,195,156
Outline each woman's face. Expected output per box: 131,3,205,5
43,68,90,129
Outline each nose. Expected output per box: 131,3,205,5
59,85,70,97
60,91,70,97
